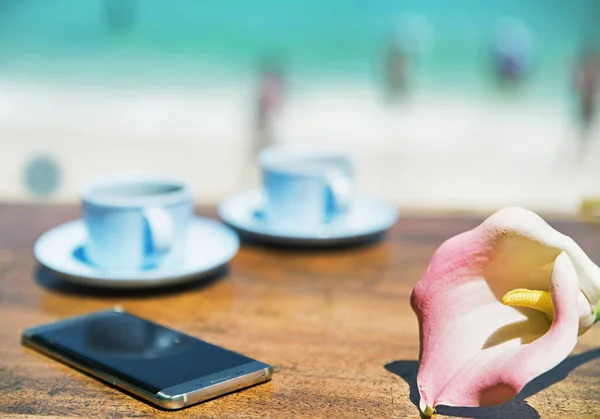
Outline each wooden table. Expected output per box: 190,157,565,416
1,205,600,419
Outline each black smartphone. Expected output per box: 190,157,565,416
21,308,273,410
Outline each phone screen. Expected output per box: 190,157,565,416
26,311,255,394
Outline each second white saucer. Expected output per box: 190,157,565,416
218,189,399,246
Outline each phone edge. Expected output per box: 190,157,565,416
159,362,273,408
22,308,123,336
21,333,184,409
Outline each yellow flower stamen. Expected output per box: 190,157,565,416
501,288,554,322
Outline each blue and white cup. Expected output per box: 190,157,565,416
258,146,354,231
80,174,193,271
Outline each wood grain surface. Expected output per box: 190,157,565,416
1,205,599,419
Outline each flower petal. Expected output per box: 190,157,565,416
493,252,580,394
482,207,600,331
412,208,587,412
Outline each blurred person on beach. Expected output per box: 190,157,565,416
254,56,285,154
383,37,411,101
381,15,433,102
104,0,136,34
573,47,598,152
240,55,285,189
491,18,533,87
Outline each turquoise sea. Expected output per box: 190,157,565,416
0,0,598,98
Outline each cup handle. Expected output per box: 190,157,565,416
325,172,353,219
143,207,174,254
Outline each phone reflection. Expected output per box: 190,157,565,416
84,314,192,359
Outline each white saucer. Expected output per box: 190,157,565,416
218,189,399,246
34,217,239,288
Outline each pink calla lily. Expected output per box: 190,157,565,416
411,207,600,416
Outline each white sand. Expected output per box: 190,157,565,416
1,78,598,213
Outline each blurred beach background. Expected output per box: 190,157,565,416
0,0,599,212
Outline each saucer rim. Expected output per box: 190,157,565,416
218,189,399,245
34,217,239,288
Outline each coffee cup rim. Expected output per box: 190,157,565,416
79,173,190,208
258,145,353,176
